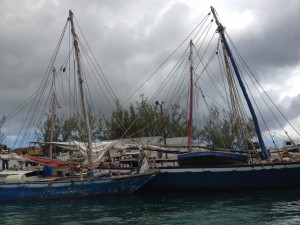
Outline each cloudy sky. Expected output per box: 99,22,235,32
0,0,300,147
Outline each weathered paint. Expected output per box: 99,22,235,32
0,174,153,200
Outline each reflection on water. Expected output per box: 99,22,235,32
0,189,300,225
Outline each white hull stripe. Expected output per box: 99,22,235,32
159,164,300,173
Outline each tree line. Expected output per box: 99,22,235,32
31,98,256,150
35,98,190,142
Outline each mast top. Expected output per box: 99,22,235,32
69,10,73,17
210,6,225,33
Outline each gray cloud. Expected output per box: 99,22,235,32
1,0,299,147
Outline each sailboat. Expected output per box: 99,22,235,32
0,10,153,200
140,6,300,190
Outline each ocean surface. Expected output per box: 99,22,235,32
0,189,300,225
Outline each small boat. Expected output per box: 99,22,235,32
0,172,153,200
0,10,153,200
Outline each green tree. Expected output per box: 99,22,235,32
60,110,102,142
165,103,189,138
104,98,190,140
199,106,255,149
103,101,132,140
36,107,105,143
35,115,62,142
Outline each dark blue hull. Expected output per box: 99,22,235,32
0,174,153,200
143,162,300,190
178,151,249,166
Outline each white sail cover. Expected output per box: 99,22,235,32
44,136,189,165
49,140,139,165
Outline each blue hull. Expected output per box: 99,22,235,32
179,151,249,166
143,162,300,190
0,174,153,200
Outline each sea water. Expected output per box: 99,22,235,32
0,189,300,225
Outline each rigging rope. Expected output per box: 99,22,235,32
121,12,211,107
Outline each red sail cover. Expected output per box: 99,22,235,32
26,156,73,167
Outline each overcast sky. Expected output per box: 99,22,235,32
0,0,300,147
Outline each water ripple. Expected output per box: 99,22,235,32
0,189,300,224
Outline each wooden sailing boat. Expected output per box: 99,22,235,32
176,38,251,167
0,10,153,200
141,6,300,190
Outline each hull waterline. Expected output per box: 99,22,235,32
0,174,153,200
141,162,300,190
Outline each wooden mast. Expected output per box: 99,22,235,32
49,68,56,159
68,10,93,167
188,39,193,150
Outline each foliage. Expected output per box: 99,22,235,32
35,108,105,143
35,98,209,143
103,98,190,140
198,106,256,149
36,101,256,149
35,116,62,143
